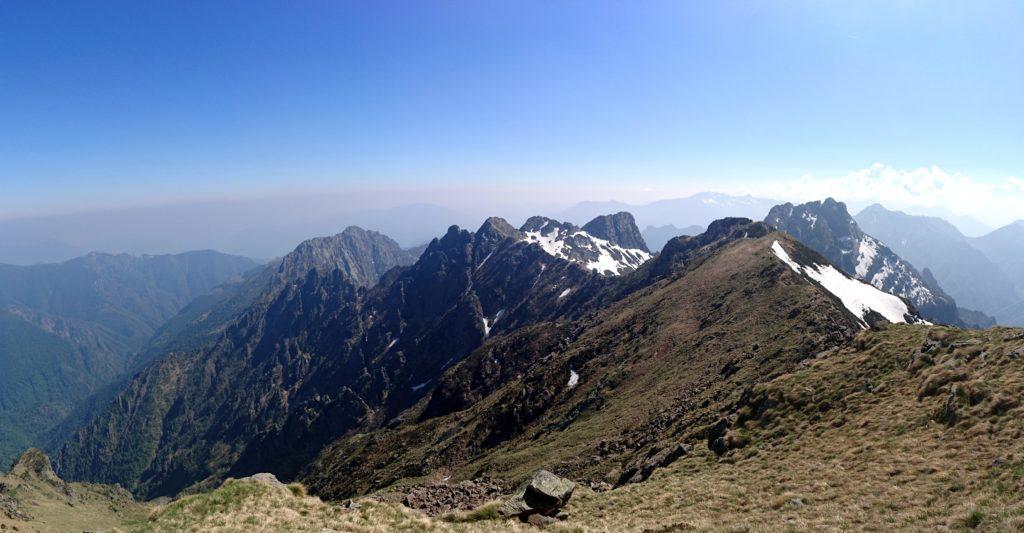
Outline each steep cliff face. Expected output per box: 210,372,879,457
582,212,650,252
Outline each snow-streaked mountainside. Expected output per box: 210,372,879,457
771,240,926,328
765,199,975,327
519,214,652,275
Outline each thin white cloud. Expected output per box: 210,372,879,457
735,163,1024,228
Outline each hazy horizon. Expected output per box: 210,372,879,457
0,187,1007,266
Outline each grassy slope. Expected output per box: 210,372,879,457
561,324,1024,531
139,324,1024,532
0,477,148,532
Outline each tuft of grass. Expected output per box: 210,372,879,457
286,483,306,498
440,500,504,523
965,509,983,529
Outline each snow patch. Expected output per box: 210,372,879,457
524,229,569,258
482,309,505,337
558,288,572,299
855,237,879,278
475,251,493,271
771,240,924,328
411,380,432,392
567,369,580,389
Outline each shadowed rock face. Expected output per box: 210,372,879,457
766,199,976,327
582,212,650,252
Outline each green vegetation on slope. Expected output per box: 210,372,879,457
0,311,85,464
0,251,257,467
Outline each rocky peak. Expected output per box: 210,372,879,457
422,226,475,263
647,218,770,279
277,226,416,288
476,217,522,242
8,448,61,485
582,212,649,252
519,216,576,236
474,217,523,265
765,199,864,272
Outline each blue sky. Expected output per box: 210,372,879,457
2,1,1022,219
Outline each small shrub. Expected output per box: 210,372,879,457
965,509,983,529
287,483,306,498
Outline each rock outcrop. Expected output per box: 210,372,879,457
498,470,575,521
402,479,503,516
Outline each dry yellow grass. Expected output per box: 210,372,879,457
555,325,1024,532
0,479,148,532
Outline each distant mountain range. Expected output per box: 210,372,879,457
0,250,257,465
559,192,779,230
0,200,479,266
641,224,705,251
856,205,1024,326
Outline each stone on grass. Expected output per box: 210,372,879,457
498,470,575,521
